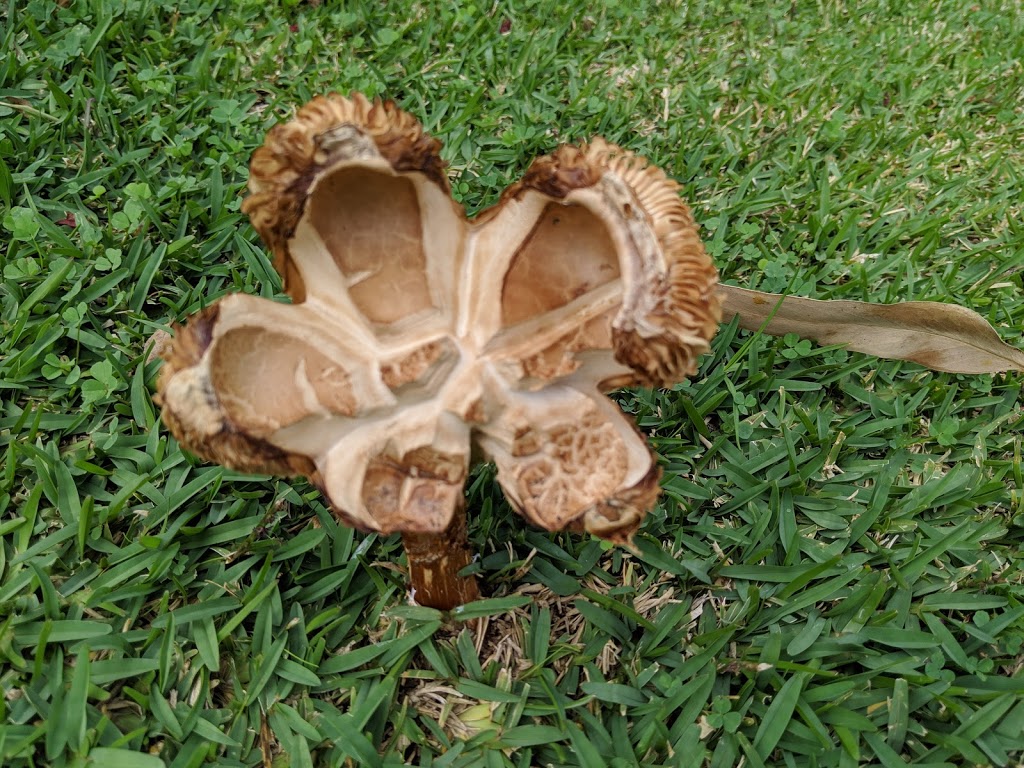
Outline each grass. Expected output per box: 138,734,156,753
2,0,1024,765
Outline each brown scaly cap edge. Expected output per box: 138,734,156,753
588,140,721,387
156,304,316,478
514,143,604,198
241,92,450,301
509,139,721,388
477,141,602,225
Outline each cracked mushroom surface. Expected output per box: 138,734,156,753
158,93,721,551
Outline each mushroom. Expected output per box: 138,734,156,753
157,93,721,610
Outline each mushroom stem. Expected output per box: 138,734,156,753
401,501,480,610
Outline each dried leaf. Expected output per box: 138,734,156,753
719,284,1024,374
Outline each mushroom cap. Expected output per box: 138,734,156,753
157,93,721,543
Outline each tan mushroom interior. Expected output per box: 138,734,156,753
502,405,627,529
210,327,357,435
501,202,620,327
362,446,467,532
307,168,434,325
475,386,653,532
380,337,460,396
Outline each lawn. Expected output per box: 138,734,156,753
2,0,1024,766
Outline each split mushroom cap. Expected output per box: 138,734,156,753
158,93,721,544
